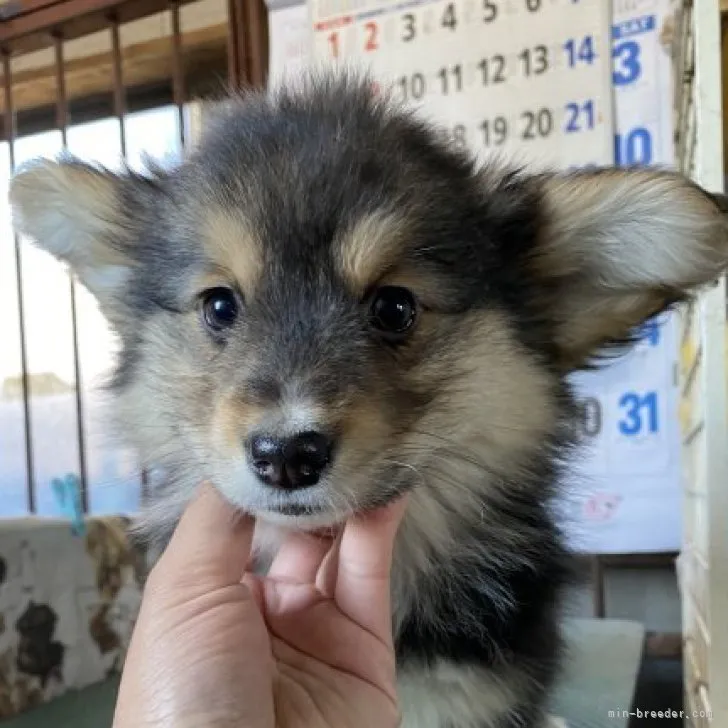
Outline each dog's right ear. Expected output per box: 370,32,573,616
9,158,143,312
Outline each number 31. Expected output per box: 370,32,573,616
618,391,659,435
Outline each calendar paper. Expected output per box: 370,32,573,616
308,0,614,170
563,0,682,555
267,0,310,85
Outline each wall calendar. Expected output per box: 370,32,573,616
308,0,614,170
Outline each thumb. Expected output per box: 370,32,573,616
114,485,274,728
149,483,255,593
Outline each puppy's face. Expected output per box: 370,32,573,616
10,78,728,531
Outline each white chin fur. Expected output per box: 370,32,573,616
214,467,354,531
255,508,349,531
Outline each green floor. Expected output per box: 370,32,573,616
0,677,120,728
0,619,645,728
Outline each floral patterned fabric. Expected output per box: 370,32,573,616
0,517,146,719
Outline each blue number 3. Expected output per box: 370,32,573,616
613,40,641,86
618,391,659,435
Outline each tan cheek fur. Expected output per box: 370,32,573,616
112,316,215,468
328,396,395,500
410,309,555,475
212,395,269,456
389,310,557,628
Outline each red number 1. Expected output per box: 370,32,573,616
328,31,339,58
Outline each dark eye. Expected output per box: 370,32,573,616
369,286,418,339
201,287,239,333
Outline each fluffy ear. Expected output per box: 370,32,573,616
9,158,133,306
535,168,728,369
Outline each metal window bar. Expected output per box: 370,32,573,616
54,30,90,513
0,0,268,516
2,50,35,513
170,1,186,147
109,13,127,157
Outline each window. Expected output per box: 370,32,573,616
0,105,183,517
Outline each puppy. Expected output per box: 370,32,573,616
10,73,728,727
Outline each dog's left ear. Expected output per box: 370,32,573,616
533,168,728,369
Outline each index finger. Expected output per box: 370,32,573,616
334,495,409,644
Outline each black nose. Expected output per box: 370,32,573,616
248,431,333,489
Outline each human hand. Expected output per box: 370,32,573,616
112,483,408,728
